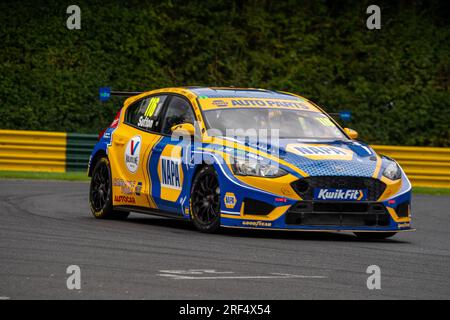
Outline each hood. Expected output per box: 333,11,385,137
243,138,380,177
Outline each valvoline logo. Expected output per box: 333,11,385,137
125,136,141,173
314,188,367,201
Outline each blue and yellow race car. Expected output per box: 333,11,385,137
88,87,413,239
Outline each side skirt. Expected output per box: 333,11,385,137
115,205,188,220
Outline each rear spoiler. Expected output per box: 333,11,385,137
99,87,143,101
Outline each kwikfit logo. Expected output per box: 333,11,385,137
314,188,367,201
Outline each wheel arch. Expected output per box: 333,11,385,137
190,160,225,190
88,149,108,177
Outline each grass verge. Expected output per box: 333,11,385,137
412,187,450,196
0,171,90,181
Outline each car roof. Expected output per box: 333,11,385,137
181,86,321,113
185,86,301,100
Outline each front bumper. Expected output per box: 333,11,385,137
219,175,413,232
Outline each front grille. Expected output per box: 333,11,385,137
285,201,390,227
291,176,386,201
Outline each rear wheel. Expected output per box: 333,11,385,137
89,157,129,220
190,166,221,233
354,232,397,240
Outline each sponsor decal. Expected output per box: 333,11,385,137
224,192,237,209
286,143,353,160
230,99,310,110
135,182,142,196
242,221,272,228
161,156,182,190
275,197,287,203
199,98,316,111
212,100,228,107
114,195,136,204
398,223,410,228
125,136,141,173
314,188,367,201
113,179,143,196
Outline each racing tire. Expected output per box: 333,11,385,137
354,232,397,240
190,165,221,233
89,157,130,220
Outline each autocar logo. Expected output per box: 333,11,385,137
125,136,141,173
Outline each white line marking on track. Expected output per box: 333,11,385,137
157,273,326,280
0,296,10,300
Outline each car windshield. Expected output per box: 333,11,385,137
203,108,347,139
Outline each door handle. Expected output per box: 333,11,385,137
114,138,126,146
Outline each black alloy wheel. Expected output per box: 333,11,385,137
191,166,221,233
89,157,129,220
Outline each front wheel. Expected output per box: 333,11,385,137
354,232,397,240
89,157,129,220
190,166,221,233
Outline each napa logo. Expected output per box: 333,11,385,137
314,188,367,201
224,192,236,209
160,156,182,190
125,136,141,173
286,143,353,160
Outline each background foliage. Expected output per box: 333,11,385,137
1,0,449,146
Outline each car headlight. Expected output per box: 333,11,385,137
231,156,287,178
382,159,402,180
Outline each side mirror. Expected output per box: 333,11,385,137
171,123,195,136
344,128,358,140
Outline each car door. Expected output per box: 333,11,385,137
109,95,168,209
148,95,197,215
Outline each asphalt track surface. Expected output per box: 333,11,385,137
0,180,449,300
